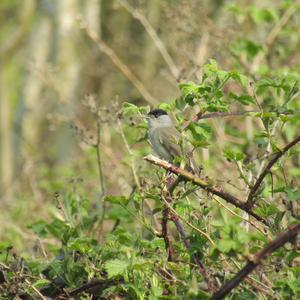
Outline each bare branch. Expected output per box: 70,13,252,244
56,278,123,298
171,213,216,292
79,18,158,105
212,222,300,300
117,0,180,80
181,111,259,130
197,111,258,120
161,195,216,246
160,176,214,289
247,135,300,207
250,5,297,73
0,0,36,58
144,155,269,226
160,177,183,261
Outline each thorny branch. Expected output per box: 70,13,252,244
144,155,269,226
247,135,300,207
211,221,300,300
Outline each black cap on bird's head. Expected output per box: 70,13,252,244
148,109,168,118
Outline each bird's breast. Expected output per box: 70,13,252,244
148,128,173,161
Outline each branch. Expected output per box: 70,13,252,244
117,0,179,79
181,111,258,130
79,18,158,105
56,278,123,298
247,135,300,207
160,177,214,290
211,222,300,300
161,177,184,261
171,213,216,292
162,205,173,261
144,155,269,226
196,111,258,121
0,0,36,58
250,5,297,73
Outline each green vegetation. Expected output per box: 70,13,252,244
0,1,299,299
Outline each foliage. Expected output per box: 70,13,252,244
1,0,300,299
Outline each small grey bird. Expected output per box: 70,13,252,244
147,109,199,173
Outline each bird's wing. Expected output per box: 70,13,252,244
158,126,182,159
158,126,201,174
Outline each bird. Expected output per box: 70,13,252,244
146,108,200,174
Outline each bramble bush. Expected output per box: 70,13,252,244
1,2,300,300
1,58,299,299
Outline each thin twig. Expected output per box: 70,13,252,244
181,111,258,131
56,278,123,298
95,112,106,232
24,279,48,300
79,17,157,104
160,177,181,261
117,0,180,80
0,0,36,58
212,197,267,236
161,195,216,246
95,115,106,196
117,118,141,189
249,82,262,112
144,155,269,226
171,213,216,292
250,5,297,73
118,203,160,236
211,221,300,300
247,135,300,207
162,205,173,261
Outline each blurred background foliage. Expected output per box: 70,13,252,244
0,0,300,299
0,0,299,255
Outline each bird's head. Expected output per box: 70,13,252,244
147,109,173,129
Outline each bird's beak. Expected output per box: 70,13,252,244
142,114,150,119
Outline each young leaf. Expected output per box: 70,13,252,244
105,259,129,278
104,195,128,206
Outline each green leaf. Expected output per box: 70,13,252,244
231,39,263,58
230,71,248,86
33,279,51,289
249,7,278,24
231,93,255,105
275,187,300,201
179,82,200,104
105,259,129,278
188,123,212,139
104,195,128,206
175,97,186,110
28,220,48,238
107,206,132,222
46,219,75,242
158,102,174,111
217,239,237,253
224,149,245,161
187,123,209,147
122,102,149,116
255,203,279,217
238,95,255,105
122,102,140,115
203,59,220,74
68,237,97,253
